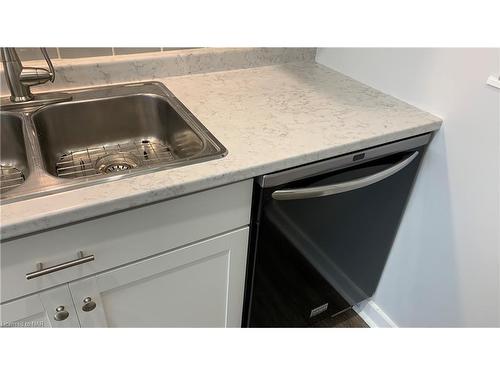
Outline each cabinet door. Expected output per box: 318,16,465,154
1,284,79,328
69,228,249,327
1,294,49,328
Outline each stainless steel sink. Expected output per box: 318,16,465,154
0,113,29,194
0,82,227,203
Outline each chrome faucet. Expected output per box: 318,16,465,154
1,47,71,109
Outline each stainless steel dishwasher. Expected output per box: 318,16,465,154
242,133,432,327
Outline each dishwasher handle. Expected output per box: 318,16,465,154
272,151,419,201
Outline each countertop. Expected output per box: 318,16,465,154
0,60,442,240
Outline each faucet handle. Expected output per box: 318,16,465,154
19,67,53,86
40,47,55,82
18,48,55,87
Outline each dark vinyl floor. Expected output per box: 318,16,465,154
311,308,369,328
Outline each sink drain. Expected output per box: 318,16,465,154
94,152,140,174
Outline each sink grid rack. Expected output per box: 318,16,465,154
55,139,176,179
0,165,26,193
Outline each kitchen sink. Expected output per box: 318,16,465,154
0,113,29,194
34,91,210,179
0,82,227,202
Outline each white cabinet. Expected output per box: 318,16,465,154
0,284,80,328
69,228,248,327
1,180,252,304
1,180,252,328
1,228,249,328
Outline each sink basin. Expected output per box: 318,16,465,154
0,82,227,202
0,113,29,193
33,84,225,179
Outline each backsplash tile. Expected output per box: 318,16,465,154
59,48,113,59
16,48,59,61
114,48,161,55
10,48,201,61
163,48,197,51
24,48,316,93
1,48,317,98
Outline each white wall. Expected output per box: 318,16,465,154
317,48,500,327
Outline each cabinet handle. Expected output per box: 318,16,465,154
82,297,97,312
26,251,95,280
54,306,69,321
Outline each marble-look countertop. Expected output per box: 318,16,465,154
0,61,442,240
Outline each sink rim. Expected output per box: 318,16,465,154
0,81,228,204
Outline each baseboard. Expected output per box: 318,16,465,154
353,299,398,328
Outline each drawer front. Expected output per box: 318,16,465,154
1,180,252,303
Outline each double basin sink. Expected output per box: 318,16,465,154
0,82,227,203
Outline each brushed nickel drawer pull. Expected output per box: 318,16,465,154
26,251,95,280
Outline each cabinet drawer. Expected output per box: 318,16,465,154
1,180,252,303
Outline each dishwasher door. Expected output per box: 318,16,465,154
244,134,431,327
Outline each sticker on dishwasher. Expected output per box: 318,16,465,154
309,303,329,318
